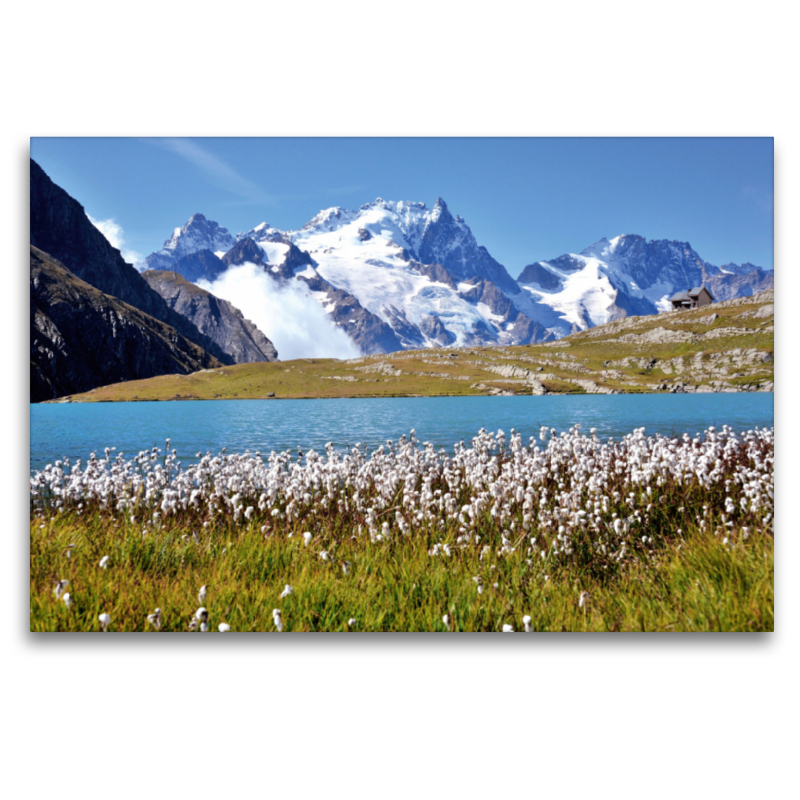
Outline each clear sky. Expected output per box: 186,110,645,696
30,137,774,273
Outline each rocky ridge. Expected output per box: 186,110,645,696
31,247,223,403
142,271,278,363
517,233,774,338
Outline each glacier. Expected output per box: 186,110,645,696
141,203,773,357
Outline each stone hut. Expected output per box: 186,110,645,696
669,286,714,310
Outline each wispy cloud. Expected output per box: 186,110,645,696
88,215,144,266
145,138,272,204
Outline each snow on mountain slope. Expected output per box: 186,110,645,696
240,199,544,351
139,213,236,272
517,233,773,337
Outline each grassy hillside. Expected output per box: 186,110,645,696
57,290,773,403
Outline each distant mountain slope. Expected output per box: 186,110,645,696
517,234,774,337
29,159,233,366
703,266,774,302
142,270,278,363
171,249,228,284
140,213,236,271
30,246,223,402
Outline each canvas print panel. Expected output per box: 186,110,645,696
29,137,774,631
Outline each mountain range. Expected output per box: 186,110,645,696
139,199,773,352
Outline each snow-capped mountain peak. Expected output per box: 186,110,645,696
142,213,237,271
517,233,773,337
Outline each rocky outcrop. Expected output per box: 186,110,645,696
142,271,278,363
419,314,456,346
354,361,404,376
458,277,549,344
296,272,404,355
30,247,223,402
517,262,561,290
416,198,520,293
222,237,313,279
410,261,458,289
142,213,236,271
29,159,233,366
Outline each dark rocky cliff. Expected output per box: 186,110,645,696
30,246,223,402
142,270,279,363
29,159,233,366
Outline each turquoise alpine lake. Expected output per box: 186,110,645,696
30,393,774,471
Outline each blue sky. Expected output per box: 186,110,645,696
31,137,774,273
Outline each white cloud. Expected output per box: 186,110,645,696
197,263,361,361
88,215,144,267
145,138,271,204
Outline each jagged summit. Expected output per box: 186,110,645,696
516,233,773,338
142,213,236,271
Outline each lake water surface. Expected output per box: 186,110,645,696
29,394,774,471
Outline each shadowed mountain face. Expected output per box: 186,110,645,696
30,247,223,403
517,234,774,337
142,270,278,363
416,198,520,294
702,266,774,302
171,249,228,284
221,237,314,279
29,159,233,366
142,213,236,271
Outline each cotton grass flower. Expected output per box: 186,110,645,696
579,591,590,608
347,618,357,629
62,592,72,610
502,624,514,633
272,609,283,632
442,614,451,631
98,613,111,632
198,585,209,604
523,615,533,632
195,607,209,623
98,555,110,569
303,532,313,547
280,584,293,599
218,623,231,632
53,579,69,600
341,561,351,575
146,608,162,630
